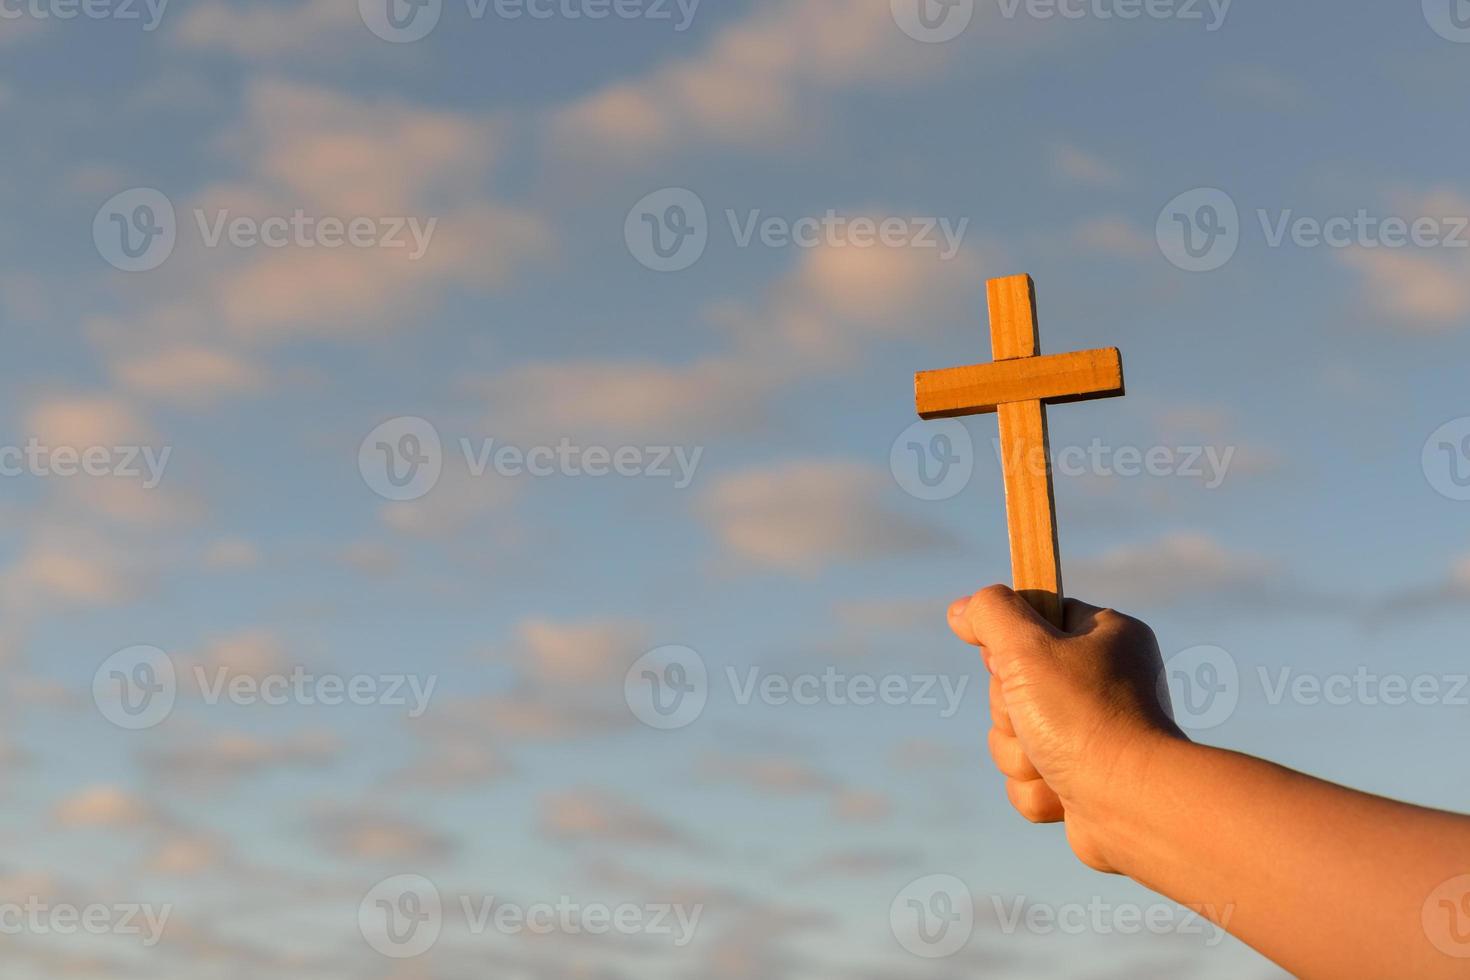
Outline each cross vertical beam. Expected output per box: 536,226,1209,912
987,276,1064,627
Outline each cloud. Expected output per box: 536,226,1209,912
1050,143,1123,188
1338,246,1470,329
698,753,835,796
1071,215,1154,257
2,532,141,608
698,459,947,574
415,690,634,742
140,730,339,789
473,237,988,443
830,788,891,823
173,0,361,59
111,345,268,406
541,789,689,847
1068,531,1272,605
204,537,262,570
186,628,291,683
54,785,153,828
387,734,511,791
1336,187,1470,330
305,805,455,862
546,0,960,164
99,78,553,349
378,456,520,537
475,355,771,443
793,846,916,879
146,834,231,876
718,238,987,363
24,394,153,449
516,617,648,686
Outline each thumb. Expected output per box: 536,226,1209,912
949,585,1060,674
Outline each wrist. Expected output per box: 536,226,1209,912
1080,728,1197,876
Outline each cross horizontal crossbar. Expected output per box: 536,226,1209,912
915,347,1125,420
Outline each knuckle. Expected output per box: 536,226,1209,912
976,584,1013,607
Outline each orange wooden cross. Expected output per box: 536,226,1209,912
915,274,1126,627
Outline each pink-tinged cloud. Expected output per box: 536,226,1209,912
698,459,947,575
54,785,153,828
541,789,689,847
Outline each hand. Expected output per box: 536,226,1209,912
948,584,1186,872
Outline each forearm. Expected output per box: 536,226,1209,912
1092,737,1470,979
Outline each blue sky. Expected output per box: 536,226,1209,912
1,0,1468,976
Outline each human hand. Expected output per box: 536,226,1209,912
948,585,1186,872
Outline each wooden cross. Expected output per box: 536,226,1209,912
915,274,1125,627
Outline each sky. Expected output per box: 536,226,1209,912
1,0,1469,976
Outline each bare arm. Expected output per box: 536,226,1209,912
950,585,1470,980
